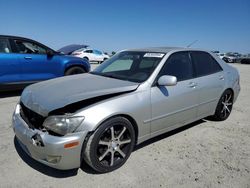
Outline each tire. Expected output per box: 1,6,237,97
211,89,234,121
83,117,135,173
65,66,86,76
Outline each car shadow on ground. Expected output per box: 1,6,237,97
0,90,22,98
14,137,78,178
134,119,206,151
14,119,206,177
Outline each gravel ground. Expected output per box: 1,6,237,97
0,63,249,188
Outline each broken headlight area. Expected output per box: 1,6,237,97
43,115,84,136
20,102,45,130
20,102,84,136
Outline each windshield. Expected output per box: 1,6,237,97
91,51,165,83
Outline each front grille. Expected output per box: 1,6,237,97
20,102,45,130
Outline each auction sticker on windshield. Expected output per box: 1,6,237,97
144,53,165,58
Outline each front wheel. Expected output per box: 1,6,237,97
211,90,234,121
83,117,135,173
65,66,86,76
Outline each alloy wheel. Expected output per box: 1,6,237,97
97,125,132,167
220,92,233,118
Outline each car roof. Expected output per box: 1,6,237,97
125,47,207,53
0,35,33,40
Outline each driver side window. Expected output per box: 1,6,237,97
14,40,47,54
158,52,194,82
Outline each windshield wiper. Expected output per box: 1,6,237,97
104,74,121,79
90,72,107,77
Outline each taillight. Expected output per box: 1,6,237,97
73,52,81,55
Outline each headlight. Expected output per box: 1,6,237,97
43,115,84,136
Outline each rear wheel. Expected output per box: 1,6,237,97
83,117,135,173
212,90,234,121
65,66,86,76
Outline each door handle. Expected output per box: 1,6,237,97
219,75,224,80
24,57,32,60
188,82,197,88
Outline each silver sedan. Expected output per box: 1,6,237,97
13,47,240,173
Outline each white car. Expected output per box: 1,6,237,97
72,48,110,63
223,54,238,63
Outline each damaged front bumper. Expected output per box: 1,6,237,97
12,104,88,170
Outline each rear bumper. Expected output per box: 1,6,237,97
12,104,88,170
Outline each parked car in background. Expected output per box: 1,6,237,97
13,47,240,173
0,35,90,91
212,51,226,61
223,53,238,63
240,54,250,64
72,48,110,63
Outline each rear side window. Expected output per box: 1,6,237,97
85,50,93,53
191,51,222,77
159,52,193,82
0,38,11,53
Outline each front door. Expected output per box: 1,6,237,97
11,38,58,82
93,50,104,62
150,52,198,136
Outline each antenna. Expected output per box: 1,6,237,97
187,40,198,48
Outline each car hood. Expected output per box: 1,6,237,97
21,73,139,117
58,44,88,55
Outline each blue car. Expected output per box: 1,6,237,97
0,35,90,91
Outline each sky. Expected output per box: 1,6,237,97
1,0,250,53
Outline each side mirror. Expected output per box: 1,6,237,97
46,49,54,57
157,75,177,86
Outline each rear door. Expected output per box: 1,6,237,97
190,51,225,118
11,38,59,82
0,37,21,84
150,52,199,136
